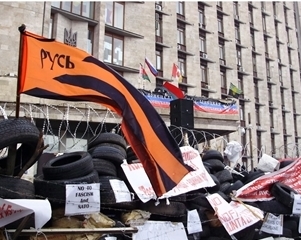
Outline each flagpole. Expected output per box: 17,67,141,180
144,50,146,90
16,24,26,118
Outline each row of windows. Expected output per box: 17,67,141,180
51,1,94,19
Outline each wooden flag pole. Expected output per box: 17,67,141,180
15,24,26,118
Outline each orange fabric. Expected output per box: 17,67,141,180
19,31,191,196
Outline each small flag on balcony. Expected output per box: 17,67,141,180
140,63,150,82
171,63,182,82
228,83,243,99
145,57,158,76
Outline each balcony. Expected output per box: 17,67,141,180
265,52,274,61
199,23,212,34
269,101,278,109
291,86,299,94
201,81,216,93
248,1,258,9
237,65,250,76
177,14,193,25
282,105,291,113
155,3,169,15
253,72,264,81
219,59,232,69
261,7,270,16
277,58,286,67
218,32,231,41
250,22,259,32
287,42,295,50
274,15,282,23
155,70,173,82
177,44,194,56
200,52,215,63
267,77,277,85
280,81,289,90
252,46,261,55
235,39,247,49
234,14,245,24
217,6,229,16
263,30,273,39
221,87,229,96
155,36,170,48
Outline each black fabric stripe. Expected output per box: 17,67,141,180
83,57,185,165
52,74,145,144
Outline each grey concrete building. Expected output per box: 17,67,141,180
0,1,301,169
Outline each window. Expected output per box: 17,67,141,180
233,2,239,16
219,44,225,60
104,34,124,65
235,25,240,42
87,26,94,54
156,50,162,70
266,61,270,77
217,1,222,8
288,49,292,64
218,17,223,33
249,9,254,25
201,65,208,83
236,48,242,66
105,2,124,29
155,13,162,37
252,54,257,72
238,78,243,93
255,106,260,126
177,27,185,45
279,67,282,82
199,9,205,26
275,22,279,38
250,31,255,49
239,103,245,121
254,80,259,100
177,1,184,15
199,36,206,53
264,37,268,53
49,14,54,38
220,71,227,88
284,9,288,25
261,2,265,10
262,15,266,31
276,44,280,59
287,29,290,43
273,2,277,16
178,58,186,77
51,2,95,19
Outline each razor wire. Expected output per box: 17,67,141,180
0,102,299,163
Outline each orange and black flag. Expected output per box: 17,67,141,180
18,30,193,196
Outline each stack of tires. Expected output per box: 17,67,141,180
87,132,138,211
34,151,99,205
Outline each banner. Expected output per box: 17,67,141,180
139,90,238,115
0,198,51,229
122,146,215,202
206,193,263,235
235,158,301,201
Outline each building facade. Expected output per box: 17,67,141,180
0,1,301,168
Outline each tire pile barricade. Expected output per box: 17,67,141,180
0,118,300,239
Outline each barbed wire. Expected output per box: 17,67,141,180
0,102,299,162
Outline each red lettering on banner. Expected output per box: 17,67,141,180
210,196,223,207
0,204,22,219
182,151,199,162
138,185,154,197
128,163,142,171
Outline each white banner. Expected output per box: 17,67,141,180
206,193,263,235
159,146,215,199
0,198,51,229
260,213,283,235
132,220,188,240
121,162,157,203
65,183,100,216
121,146,215,202
109,179,132,203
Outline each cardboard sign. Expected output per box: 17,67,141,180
65,183,100,216
121,162,157,203
236,158,301,201
206,193,263,235
187,209,203,234
121,146,215,202
132,220,188,240
260,213,283,235
0,198,51,229
109,179,132,203
293,194,301,215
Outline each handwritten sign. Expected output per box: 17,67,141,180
260,213,283,235
121,162,157,203
236,158,301,201
109,179,132,203
133,221,188,240
206,193,263,235
65,183,100,216
121,146,215,202
187,209,203,234
293,194,301,215
0,198,51,229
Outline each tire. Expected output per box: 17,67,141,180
202,150,224,162
89,146,126,165
0,174,35,199
139,200,186,217
34,170,99,204
203,159,225,172
42,152,94,180
88,133,127,150
255,200,292,215
270,182,298,208
244,171,265,184
214,169,233,184
0,118,40,175
219,182,231,193
206,174,220,193
225,180,244,195
93,158,117,177
97,143,126,157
